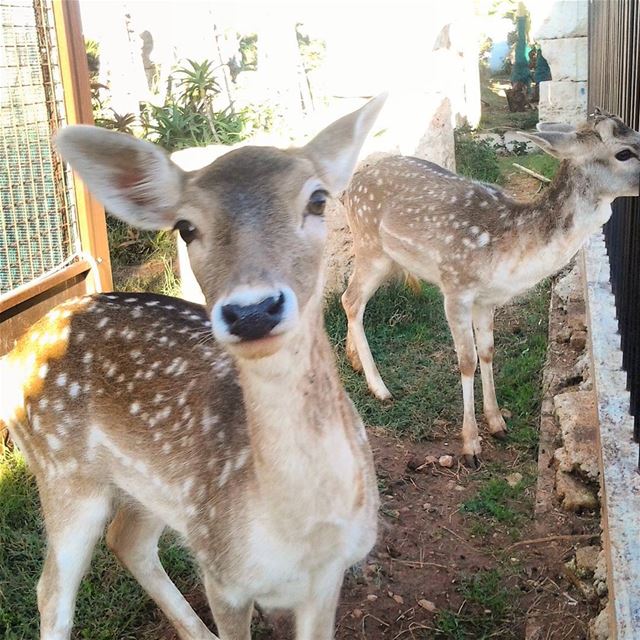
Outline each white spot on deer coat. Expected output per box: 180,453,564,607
218,460,233,487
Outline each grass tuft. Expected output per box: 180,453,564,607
434,568,516,638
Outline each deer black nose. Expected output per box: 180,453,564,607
220,292,285,340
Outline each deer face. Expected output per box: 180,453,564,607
181,147,329,358
55,95,386,360
590,115,640,198
522,113,640,200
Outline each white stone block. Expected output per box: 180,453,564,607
539,37,588,82
532,0,588,39
538,80,588,126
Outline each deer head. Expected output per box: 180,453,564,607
520,111,640,199
55,94,387,360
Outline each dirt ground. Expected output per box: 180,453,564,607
150,172,601,640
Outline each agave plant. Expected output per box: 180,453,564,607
175,59,220,112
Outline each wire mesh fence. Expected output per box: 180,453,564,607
0,0,79,295
589,0,640,462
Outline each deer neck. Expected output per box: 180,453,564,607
232,288,360,492
525,160,613,235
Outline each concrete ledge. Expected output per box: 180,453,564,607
582,234,640,639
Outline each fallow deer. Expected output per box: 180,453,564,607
0,95,386,640
341,110,640,466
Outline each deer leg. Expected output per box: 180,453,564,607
202,576,253,640
341,257,394,400
106,504,217,640
294,565,343,640
473,303,507,438
37,488,111,640
444,294,481,467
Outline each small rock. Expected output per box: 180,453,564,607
575,545,600,577
393,594,404,605
556,471,598,512
588,605,610,640
506,472,523,488
570,330,588,350
594,550,608,597
424,455,438,465
438,454,454,468
352,608,363,619
366,594,378,602
564,562,597,602
418,599,436,612
554,392,600,481
422,502,432,510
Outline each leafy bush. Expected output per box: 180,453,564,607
454,125,501,183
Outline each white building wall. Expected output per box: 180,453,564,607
530,0,588,125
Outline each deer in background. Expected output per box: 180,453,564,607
341,110,640,467
0,95,386,640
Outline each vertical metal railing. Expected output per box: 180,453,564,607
589,0,640,463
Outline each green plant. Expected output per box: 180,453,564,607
140,101,246,151
175,59,220,111
94,109,137,134
510,140,529,156
239,34,258,72
296,24,326,73
454,125,501,183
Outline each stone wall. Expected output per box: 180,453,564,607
530,0,588,125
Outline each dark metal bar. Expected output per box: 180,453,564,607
589,1,640,455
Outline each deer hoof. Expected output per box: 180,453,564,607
491,428,508,441
462,453,481,469
370,385,393,402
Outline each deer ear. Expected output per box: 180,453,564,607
55,126,184,230
517,130,578,158
536,122,576,133
302,93,387,194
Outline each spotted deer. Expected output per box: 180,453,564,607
341,110,640,467
0,95,386,640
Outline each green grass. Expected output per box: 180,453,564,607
325,280,549,449
114,258,182,296
326,284,458,438
107,218,176,271
462,463,536,538
0,448,199,640
498,152,560,184
434,568,516,639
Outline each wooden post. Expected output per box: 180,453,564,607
52,0,113,293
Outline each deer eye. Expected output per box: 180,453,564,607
174,219,198,244
615,149,637,161
306,190,328,216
